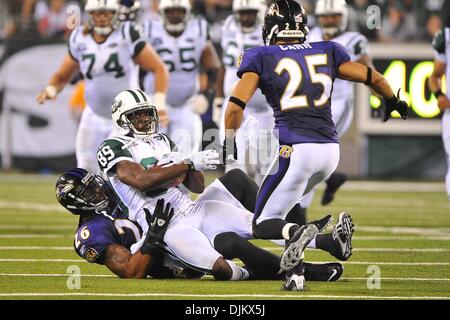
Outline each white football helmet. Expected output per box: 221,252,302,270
111,89,159,137
233,0,266,33
85,0,120,36
159,0,191,33
315,0,348,37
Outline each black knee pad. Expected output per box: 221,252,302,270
214,232,240,259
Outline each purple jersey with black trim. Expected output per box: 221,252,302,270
74,215,142,265
237,41,351,144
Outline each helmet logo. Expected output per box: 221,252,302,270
267,3,283,17
56,184,74,200
112,99,122,114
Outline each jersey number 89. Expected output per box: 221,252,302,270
97,146,115,167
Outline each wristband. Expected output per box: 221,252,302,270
153,92,167,112
45,85,57,99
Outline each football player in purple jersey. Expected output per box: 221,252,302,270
224,0,409,290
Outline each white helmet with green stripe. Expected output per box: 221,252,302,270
111,89,159,137
85,0,120,36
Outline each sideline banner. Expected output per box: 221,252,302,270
0,44,77,170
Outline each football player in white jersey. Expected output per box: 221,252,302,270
302,0,375,207
214,0,275,185
36,0,169,175
429,26,450,203
97,89,352,287
142,0,221,155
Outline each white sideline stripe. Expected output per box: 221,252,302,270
0,234,65,238
263,247,450,253
0,273,115,278
0,225,73,230
343,277,450,282
1,246,449,253
1,258,449,266
0,246,73,250
0,259,85,262
0,201,64,212
1,273,449,283
0,293,448,300
357,226,450,235
354,236,450,241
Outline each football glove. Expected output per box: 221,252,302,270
222,137,237,165
140,199,174,256
188,93,209,115
382,89,410,122
187,150,221,171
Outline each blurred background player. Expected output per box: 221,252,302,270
36,0,169,174
429,21,450,203
214,0,276,185
304,0,375,209
142,0,221,155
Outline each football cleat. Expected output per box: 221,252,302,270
282,261,305,291
280,224,319,272
330,212,354,261
321,173,347,206
309,215,333,233
304,262,343,282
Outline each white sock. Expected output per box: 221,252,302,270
226,260,249,281
307,236,317,249
282,223,297,240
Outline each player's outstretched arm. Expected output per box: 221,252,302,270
103,244,152,279
429,60,450,111
104,199,174,279
36,53,79,104
337,61,409,122
116,160,191,192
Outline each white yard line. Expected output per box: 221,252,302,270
1,258,449,266
0,246,73,250
1,273,449,282
0,201,64,212
0,234,65,238
0,292,448,300
264,247,450,253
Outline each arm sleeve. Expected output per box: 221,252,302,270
432,29,447,63
97,139,134,174
236,48,263,78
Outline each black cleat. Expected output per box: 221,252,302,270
321,173,347,206
309,215,333,233
280,224,319,272
282,261,305,291
304,262,344,282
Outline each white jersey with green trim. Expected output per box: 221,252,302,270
96,132,194,228
307,27,369,101
68,21,145,118
220,15,267,110
143,18,208,107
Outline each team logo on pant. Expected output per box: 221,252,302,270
279,145,293,159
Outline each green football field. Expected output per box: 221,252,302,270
0,172,449,300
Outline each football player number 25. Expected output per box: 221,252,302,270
275,54,332,111
97,146,115,167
